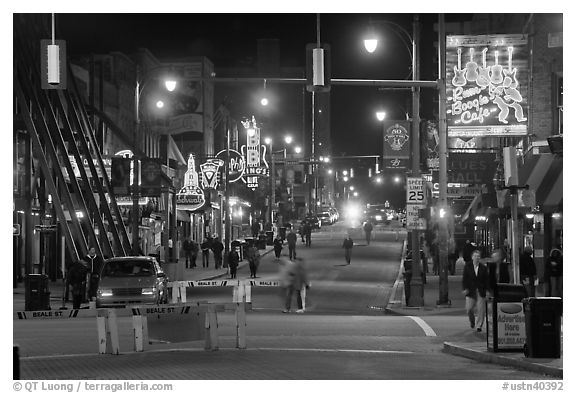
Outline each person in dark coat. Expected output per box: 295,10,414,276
545,248,562,297
85,247,104,301
201,237,211,268
520,247,537,297
183,237,198,268
273,235,284,259
228,247,240,279
303,221,312,247
67,259,89,309
461,240,476,263
247,244,261,278
251,220,261,238
342,235,354,264
363,221,373,245
212,237,224,269
286,228,298,260
462,250,489,332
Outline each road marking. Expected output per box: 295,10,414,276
406,316,437,337
256,348,414,354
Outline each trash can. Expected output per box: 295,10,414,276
279,227,287,241
265,231,274,246
24,274,50,311
522,297,562,358
487,284,527,352
257,234,267,250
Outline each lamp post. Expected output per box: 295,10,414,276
264,137,275,225
365,16,423,306
133,65,177,256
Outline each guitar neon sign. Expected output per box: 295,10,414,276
446,35,528,137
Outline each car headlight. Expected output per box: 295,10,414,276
98,289,113,297
375,215,382,221
142,287,156,295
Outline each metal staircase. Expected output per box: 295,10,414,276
14,16,129,262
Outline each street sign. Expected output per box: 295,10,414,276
406,205,427,230
34,224,58,232
406,177,426,205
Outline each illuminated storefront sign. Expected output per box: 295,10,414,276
176,154,205,211
200,158,224,189
215,149,245,183
446,34,528,137
240,118,269,190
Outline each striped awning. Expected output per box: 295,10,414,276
518,153,562,211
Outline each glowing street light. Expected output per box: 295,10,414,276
156,100,165,109
349,186,355,191
294,146,302,154
394,176,401,183
284,135,293,144
376,111,386,122
260,97,269,106
164,80,177,92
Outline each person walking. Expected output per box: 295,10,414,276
545,248,562,297
247,243,261,278
462,250,489,332
303,221,312,247
286,228,298,260
67,259,89,309
363,221,373,245
201,237,211,268
228,246,240,279
342,235,354,264
212,237,224,269
273,235,284,259
491,248,510,284
251,220,261,238
280,258,310,313
85,247,104,301
520,247,537,297
182,237,198,268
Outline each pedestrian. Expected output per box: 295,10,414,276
85,247,104,301
67,259,88,309
247,243,261,278
461,239,476,264
363,220,373,245
520,247,537,297
491,248,510,284
182,237,197,268
228,247,240,279
280,258,310,313
299,220,306,243
251,220,261,238
286,228,298,260
342,235,354,264
201,237,211,268
212,237,224,269
462,250,489,332
545,248,562,297
303,221,312,247
273,235,284,259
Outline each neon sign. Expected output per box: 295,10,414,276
215,149,245,183
446,34,528,137
176,154,205,211
200,159,224,189
240,117,269,190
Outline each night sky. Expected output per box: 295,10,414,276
54,12,473,207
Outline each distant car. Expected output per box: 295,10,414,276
365,208,387,224
303,215,321,229
329,207,339,222
317,212,333,225
96,256,168,308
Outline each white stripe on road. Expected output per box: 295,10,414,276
406,316,437,337
256,348,414,354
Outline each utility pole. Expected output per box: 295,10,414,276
132,68,141,256
437,14,450,305
224,116,231,264
408,15,423,307
269,139,276,224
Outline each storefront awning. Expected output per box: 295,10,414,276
518,153,562,212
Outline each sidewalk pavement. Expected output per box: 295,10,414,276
385,258,563,378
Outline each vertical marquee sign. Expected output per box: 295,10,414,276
446,34,528,138
240,118,269,190
382,121,411,169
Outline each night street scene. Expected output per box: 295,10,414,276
11,8,565,388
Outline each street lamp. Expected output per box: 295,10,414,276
364,16,424,306
133,66,178,256
376,111,386,122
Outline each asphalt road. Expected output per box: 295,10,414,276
13,221,552,380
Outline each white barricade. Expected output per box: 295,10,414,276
167,279,280,304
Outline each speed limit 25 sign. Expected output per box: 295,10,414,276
406,177,426,205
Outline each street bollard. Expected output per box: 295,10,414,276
96,309,120,355
13,344,20,380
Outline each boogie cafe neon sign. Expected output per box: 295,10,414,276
446,35,529,137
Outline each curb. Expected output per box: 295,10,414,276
443,342,563,378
